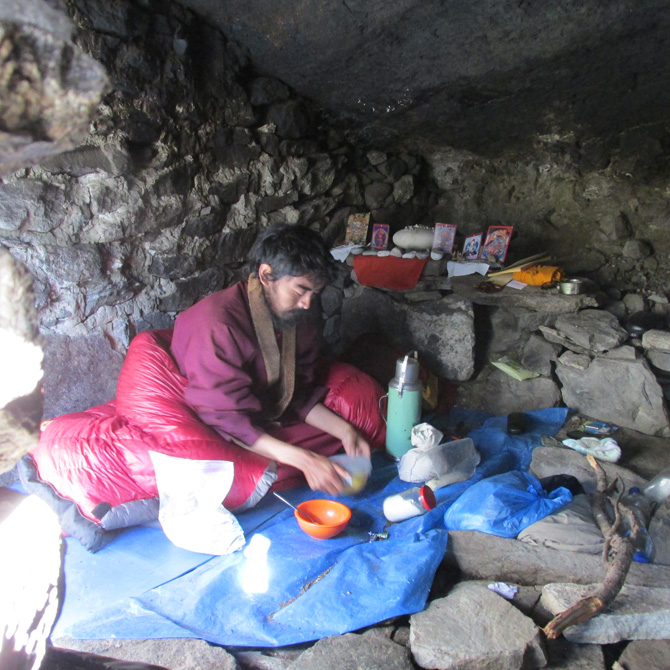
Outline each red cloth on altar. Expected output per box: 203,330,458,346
353,255,428,290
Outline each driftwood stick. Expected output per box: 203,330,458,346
543,454,636,640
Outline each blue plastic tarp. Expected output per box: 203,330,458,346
51,406,569,647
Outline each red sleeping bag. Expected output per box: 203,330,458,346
26,329,386,550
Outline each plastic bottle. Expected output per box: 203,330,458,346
383,485,437,522
643,468,670,504
621,487,654,563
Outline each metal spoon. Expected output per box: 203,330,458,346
272,492,321,524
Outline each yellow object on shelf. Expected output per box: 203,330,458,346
512,264,563,286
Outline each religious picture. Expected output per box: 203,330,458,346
432,222,457,253
462,233,482,260
345,212,370,245
480,225,513,263
371,223,390,250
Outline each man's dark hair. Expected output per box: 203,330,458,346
247,223,337,283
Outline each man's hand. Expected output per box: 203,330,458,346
248,433,350,495
296,450,350,495
305,403,371,459
341,426,371,459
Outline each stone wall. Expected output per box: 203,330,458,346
0,0,433,419
426,132,670,294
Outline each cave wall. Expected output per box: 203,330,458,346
0,0,433,419
426,127,670,294
3,0,670,423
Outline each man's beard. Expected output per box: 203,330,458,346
261,282,304,330
271,309,302,331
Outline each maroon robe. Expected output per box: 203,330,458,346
171,281,343,489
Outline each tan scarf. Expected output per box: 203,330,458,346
247,274,296,421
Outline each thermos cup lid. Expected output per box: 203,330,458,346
395,355,419,383
418,485,437,510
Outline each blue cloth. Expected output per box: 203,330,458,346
52,406,569,647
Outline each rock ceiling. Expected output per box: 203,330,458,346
177,0,670,157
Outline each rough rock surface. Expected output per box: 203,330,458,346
340,285,475,381
616,639,670,670
543,638,605,670
176,0,670,161
552,309,629,353
0,0,108,174
53,636,238,670
409,581,547,670
643,330,670,352
454,366,561,416
287,633,413,670
0,0,435,418
556,348,670,436
649,500,670,567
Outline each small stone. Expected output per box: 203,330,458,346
649,293,669,305
643,329,670,352
366,150,387,166
623,293,647,314
647,350,670,372
623,239,653,260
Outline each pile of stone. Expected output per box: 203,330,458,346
542,308,670,436
447,281,670,437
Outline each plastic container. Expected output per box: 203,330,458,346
643,468,670,504
621,487,654,563
383,485,437,522
329,454,372,495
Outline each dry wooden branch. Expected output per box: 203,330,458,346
543,454,636,639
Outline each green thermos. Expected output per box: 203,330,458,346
381,353,423,460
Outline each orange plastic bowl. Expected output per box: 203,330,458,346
295,499,351,540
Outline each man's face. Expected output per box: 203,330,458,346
258,263,325,328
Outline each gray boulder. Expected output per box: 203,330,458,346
53,636,239,670
288,633,413,670
552,309,629,353
446,530,670,588
556,347,670,436
409,582,547,670
616,639,670,670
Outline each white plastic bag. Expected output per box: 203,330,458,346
561,436,621,462
410,422,444,451
150,451,245,555
399,437,480,486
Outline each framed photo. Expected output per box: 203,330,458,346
345,212,370,245
371,223,390,250
432,222,457,253
480,225,514,263
462,233,482,260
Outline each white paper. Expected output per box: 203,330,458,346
446,261,490,278
330,244,364,262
